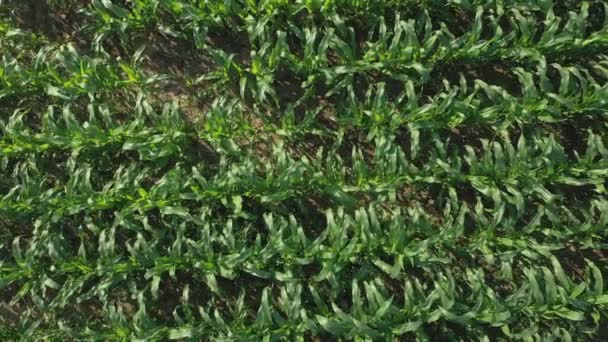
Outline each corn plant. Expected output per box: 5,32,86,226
1,0,608,340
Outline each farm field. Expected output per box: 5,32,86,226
1,0,608,340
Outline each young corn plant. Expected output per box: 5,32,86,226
1,0,608,340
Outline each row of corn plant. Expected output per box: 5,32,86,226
1,0,607,340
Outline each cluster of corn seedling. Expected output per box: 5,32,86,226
1,0,608,340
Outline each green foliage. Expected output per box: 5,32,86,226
1,0,608,340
